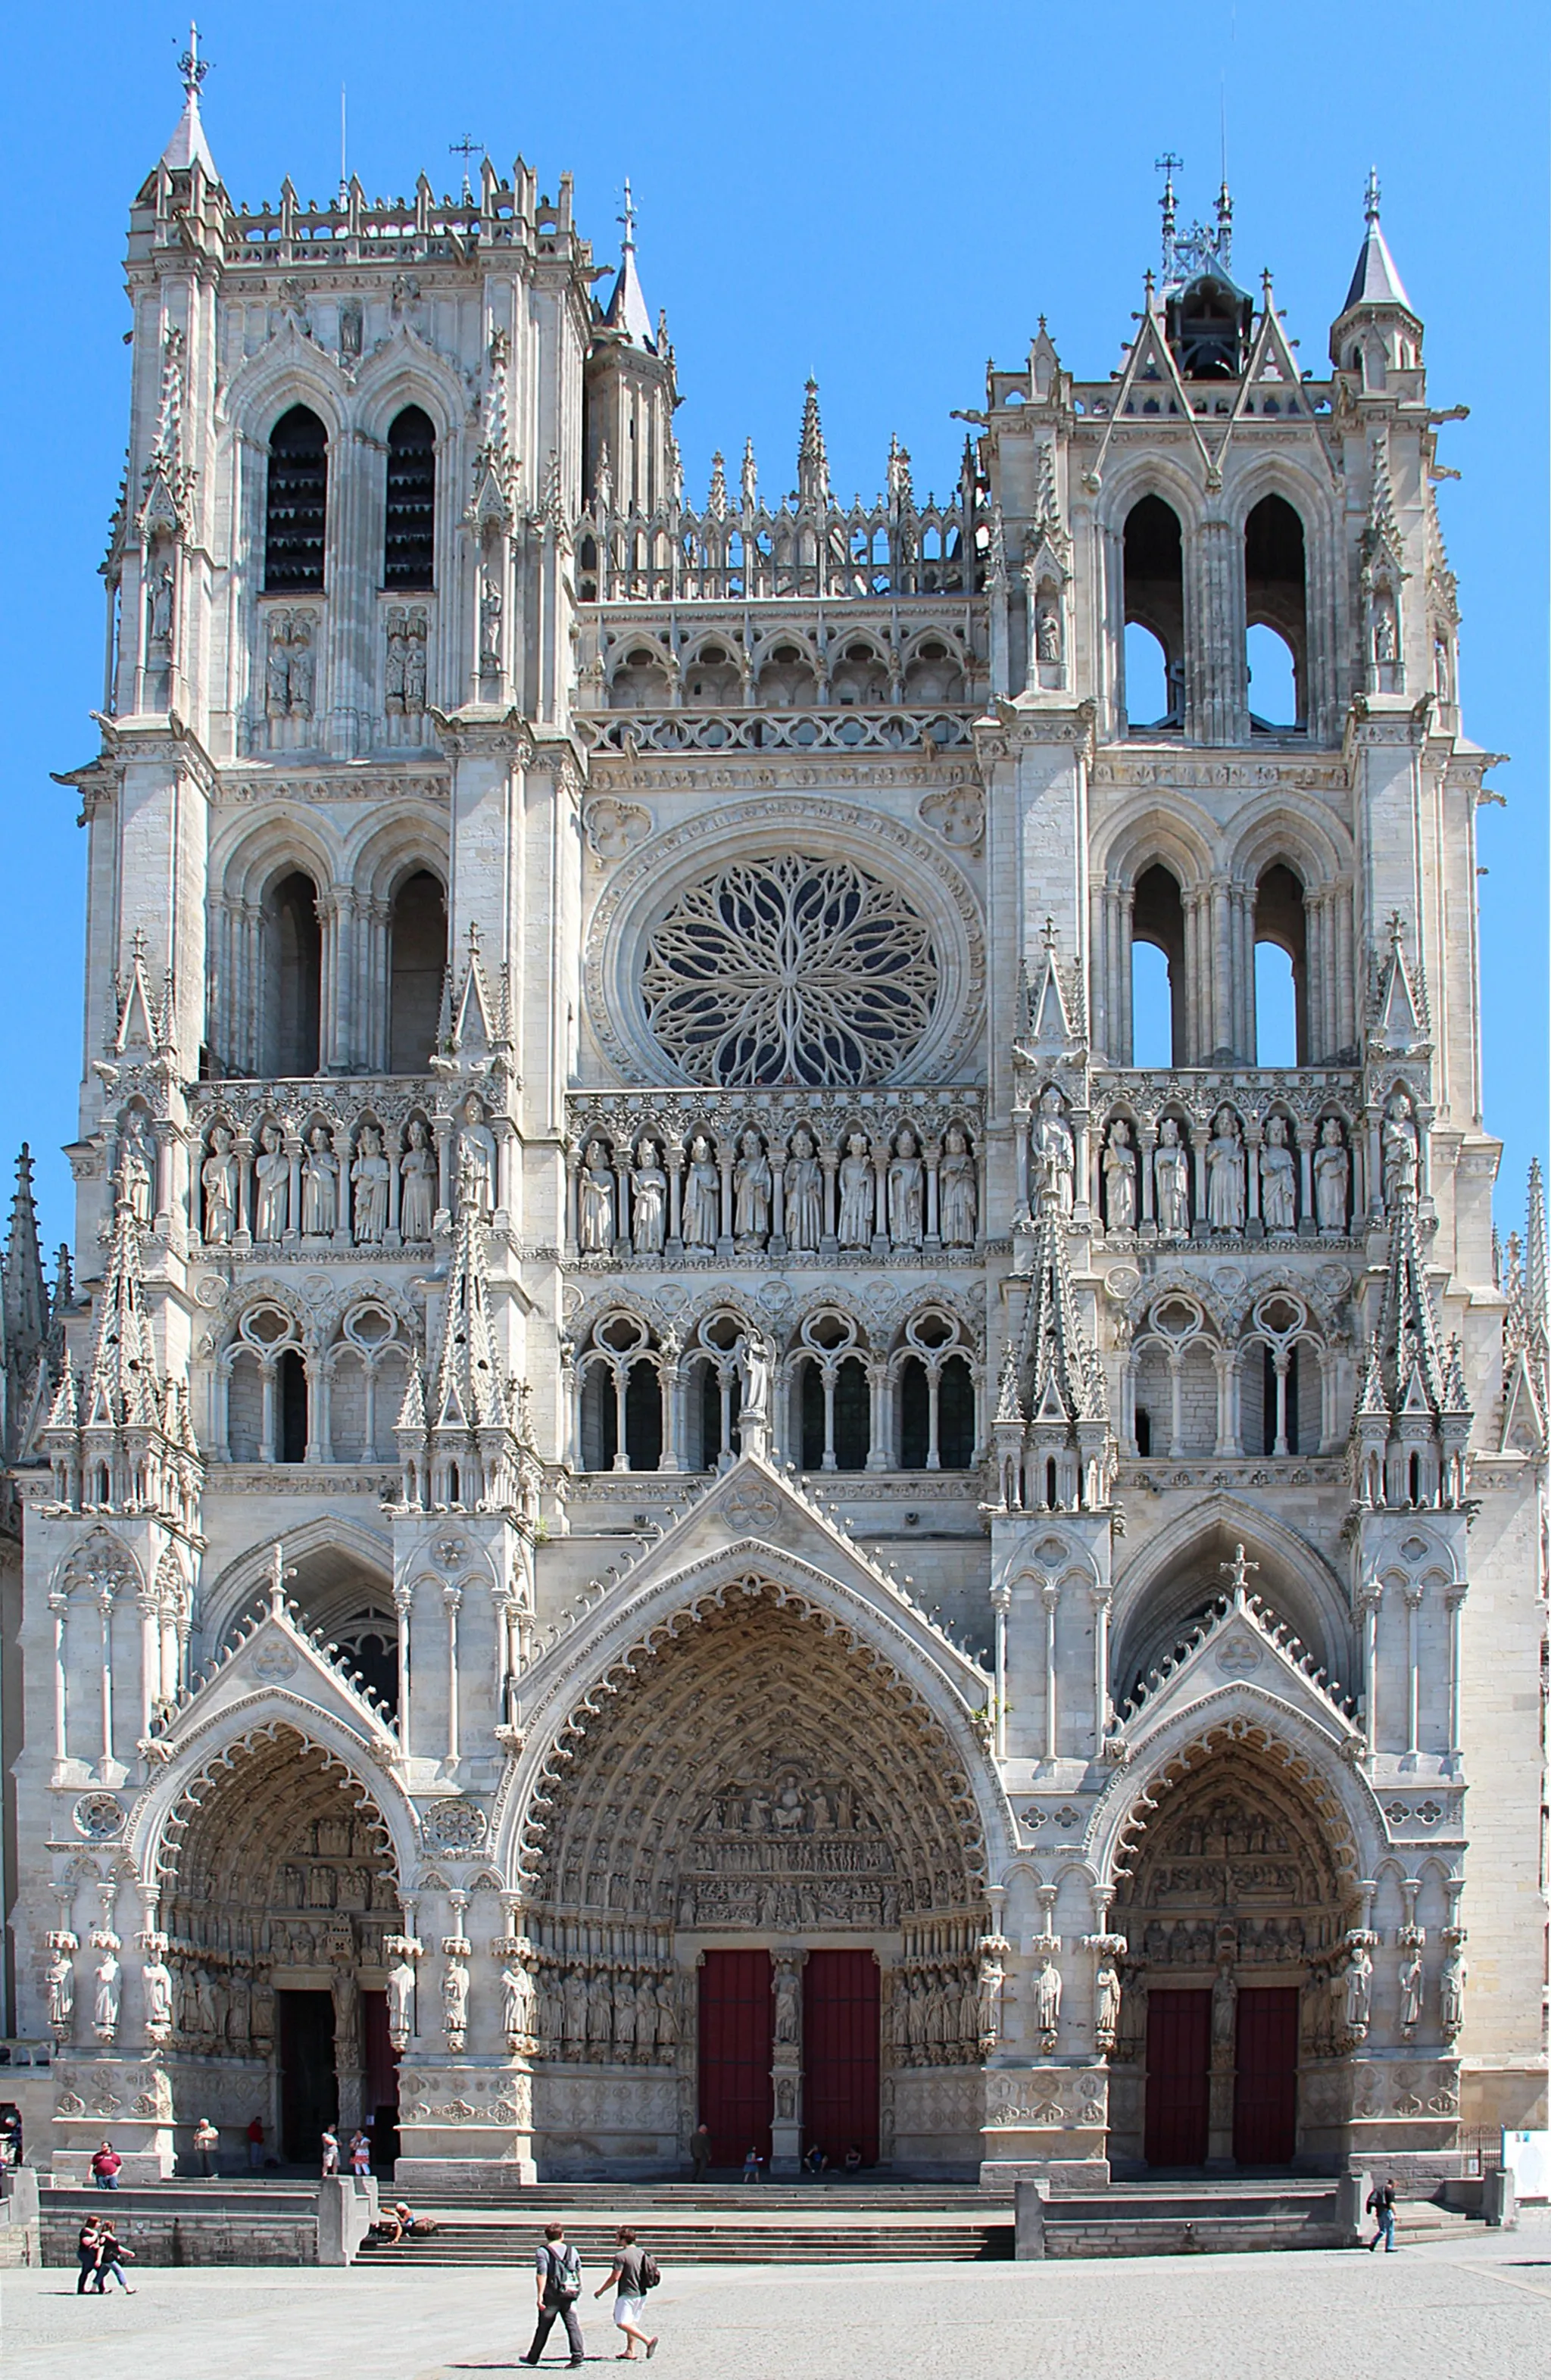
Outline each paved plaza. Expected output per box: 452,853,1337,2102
5,2220,1549,2380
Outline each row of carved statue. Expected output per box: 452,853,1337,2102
162,1096,501,1246
573,1124,980,1257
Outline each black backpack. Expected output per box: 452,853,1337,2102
638,2251,662,2292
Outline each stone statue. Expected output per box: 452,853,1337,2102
783,1129,822,1252
301,1125,339,1237
93,1948,122,2041
738,1330,773,1426
975,1943,1006,2050
654,1978,678,2047
45,1942,75,2036
733,1131,772,1245
1154,1116,1189,1235
1440,1942,1467,2038
1034,1087,1075,1212
682,1136,719,1246
386,1951,416,2050
888,1130,925,1248
1343,1942,1373,2034
838,1132,874,1248
1259,1115,1297,1232
148,560,175,647
630,1140,666,1256
1211,1960,1238,2047
586,1970,613,2047
562,1964,588,2048
400,1120,436,1241
254,1124,290,1242
404,613,427,710
286,618,315,716
1103,1118,1138,1231
201,1126,239,1243
939,1125,977,1247
773,1959,800,2045
1035,1954,1062,2039
479,570,503,672
579,1140,616,1254
1372,584,1398,665
442,1957,470,2044
266,621,291,715
458,1096,498,1215
501,1961,536,2046
1398,1947,1425,2032
1094,1957,1122,2047
351,1127,391,1243
385,611,407,710
1206,1109,1247,1233
119,1114,154,1224
1382,1090,1420,1209
142,1949,174,2039
1313,1118,1349,1233
1035,594,1062,663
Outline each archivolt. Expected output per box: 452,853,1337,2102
519,1585,988,1921
1100,1709,1367,1902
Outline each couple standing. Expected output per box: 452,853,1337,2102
523,2220,660,2364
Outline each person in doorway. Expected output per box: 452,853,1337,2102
741,2145,764,2183
522,2218,585,2368
350,2127,373,2177
320,2125,340,2176
842,2142,864,2175
688,2123,713,2182
192,2116,218,2178
92,2220,136,2291
594,2225,659,2362
76,2215,103,2292
90,2140,123,2189
1366,2176,1398,2251
246,2115,265,2170
803,2144,829,2176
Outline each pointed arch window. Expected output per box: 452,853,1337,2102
265,406,329,593
388,870,447,1074
385,406,436,590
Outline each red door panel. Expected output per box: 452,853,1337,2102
1233,1985,1300,2167
802,1949,880,2166
1144,1989,1211,2169
697,1951,772,2169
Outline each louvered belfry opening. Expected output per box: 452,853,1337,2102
264,405,329,592
385,405,436,589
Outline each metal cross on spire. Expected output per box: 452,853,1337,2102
618,178,638,249
449,136,484,201
1156,151,1183,278
178,20,210,99
1365,166,1381,225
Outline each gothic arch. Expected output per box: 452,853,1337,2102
220,335,354,451
196,1514,395,1659
1097,454,1206,540
1109,1498,1351,1711
353,334,470,448
1225,453,1337,541
500,1546,1013,1890
1225,802,1351,894
212,810,342,910
345,809,451,906
1094,794,1219,894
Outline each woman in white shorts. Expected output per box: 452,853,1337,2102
594,2226,658,2360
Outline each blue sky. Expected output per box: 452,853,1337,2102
1,0,1544,1254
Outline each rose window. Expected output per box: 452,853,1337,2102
640,854,939,1087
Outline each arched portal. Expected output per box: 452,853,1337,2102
158,1727,403,2163
519,1587,990,2174
1107,1727,1353,2173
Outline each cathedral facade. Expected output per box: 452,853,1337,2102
1,65,1545,2186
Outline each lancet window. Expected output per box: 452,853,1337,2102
264,405,329,593
384,406,436,590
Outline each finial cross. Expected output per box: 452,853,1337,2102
1220,1543,1259,1601
177,22,210,100
449,136,484,200
1365,167,1381,225
618,178,638,246
268,1540,298,1617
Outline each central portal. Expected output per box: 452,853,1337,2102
697,1947,882,2170
697,1951,773,2167
803,1949,880,2166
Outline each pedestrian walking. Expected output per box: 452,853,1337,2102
76,2216,103,2293
688,2123,712,2182
192,2116,219,2177
740,2144,763,2183
350,2127,372,2177
320,2125,340,2176
593,2225,659,2361
1366,2176,1398,2251
93,2220,136,2291
90,2140,123,2190
246,2115,265,2170
521,2218,585,2368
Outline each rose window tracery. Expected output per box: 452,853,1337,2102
639,854,939,1087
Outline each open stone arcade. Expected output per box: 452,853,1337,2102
0,68,1544,2192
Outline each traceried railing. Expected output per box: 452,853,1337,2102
577,491,985,604
578,708,974,755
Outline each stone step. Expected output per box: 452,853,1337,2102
360,2219,1010,2268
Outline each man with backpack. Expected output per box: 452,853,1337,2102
593,2225,660,2361
1366,2176,1398,2251
523,2219,585,2368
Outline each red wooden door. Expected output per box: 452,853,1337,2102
802,1950,880,2166
1233,1986,1300,2167
697,1951,772,2169
1144,1989,1211,2169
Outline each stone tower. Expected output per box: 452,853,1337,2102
0,77,1542,2187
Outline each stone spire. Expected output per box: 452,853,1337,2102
1353,1162,1471,1507
160,22,219,180
797,379,830,510
1331,167,1421,370
1343,167,1413,313
81,1190,164,1431
1016,1184,1109,1431
429,1162,510,1435
604,178,654,350
398,1156,531,1514
3,1146,48,1385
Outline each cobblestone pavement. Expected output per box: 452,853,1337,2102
7,2218,1548,2380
